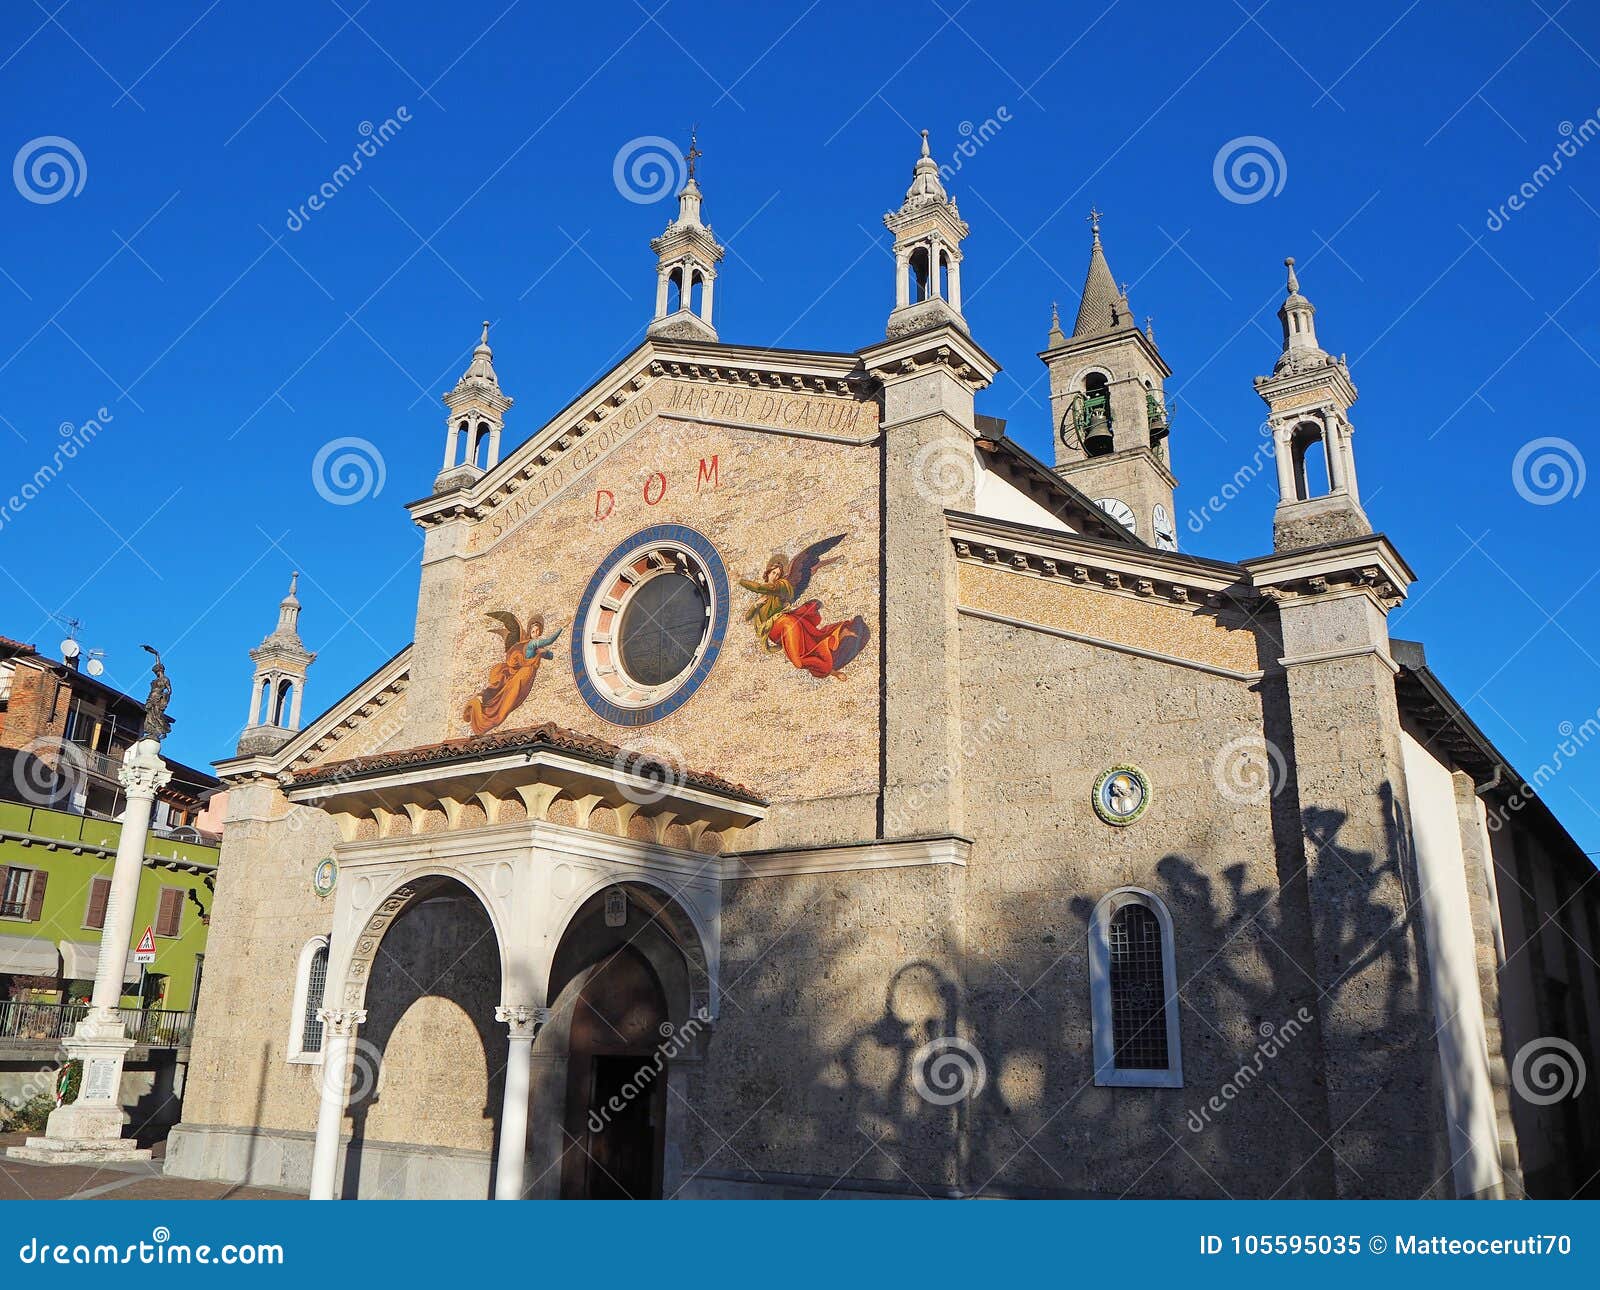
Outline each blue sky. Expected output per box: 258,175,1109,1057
2,0,1598,851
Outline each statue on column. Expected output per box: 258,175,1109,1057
141,645,171,742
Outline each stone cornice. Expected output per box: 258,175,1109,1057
1253,353,1358,410
947,511,1255,611
1039,323,1171,380
858,324,1000,391
1242,533,1414,611
724,833,970,878
333,819,968,883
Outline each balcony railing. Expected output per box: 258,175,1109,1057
0,1000,195,1048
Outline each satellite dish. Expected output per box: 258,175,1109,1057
60,638,80,659
86,657,104,676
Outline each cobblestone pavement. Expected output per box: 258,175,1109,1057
0,1132,304,1200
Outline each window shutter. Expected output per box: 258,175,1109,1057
24,870,47,922
85,876,111,930
156,886,183,937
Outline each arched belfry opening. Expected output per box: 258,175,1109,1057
1288,419,1330,500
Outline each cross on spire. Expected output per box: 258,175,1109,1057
1088,206,1103,240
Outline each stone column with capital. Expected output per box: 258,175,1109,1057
8,737,170,1165
493,1004,547,1199
309,1007,367,1199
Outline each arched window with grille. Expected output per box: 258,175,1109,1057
286,935,330,1063
1089,888,1182,1087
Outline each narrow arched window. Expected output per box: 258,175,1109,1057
287,935,330,1063
1089,888,1182,1087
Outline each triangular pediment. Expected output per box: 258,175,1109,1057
408,336,882,553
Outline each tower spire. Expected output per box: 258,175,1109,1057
883,128,969,338
1275,255,1323,364
1073,209,1126,336
237,571,317,755
1041,208,1177,547
648,131,723,341
1047,300,1065,347
437,319,514,492
274,571,302,637
1254,254,1366,551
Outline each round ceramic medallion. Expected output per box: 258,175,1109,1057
573,525,729,726
1093,764,1151,826
312,856,338,898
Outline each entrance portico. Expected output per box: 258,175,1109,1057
283,723,763,1199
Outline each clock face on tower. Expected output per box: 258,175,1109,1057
1094,497,1136,533
1153,504,1177,551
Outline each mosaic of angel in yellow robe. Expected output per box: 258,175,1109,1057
462,611,564,735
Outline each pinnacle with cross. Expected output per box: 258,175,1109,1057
1088,206,1103,240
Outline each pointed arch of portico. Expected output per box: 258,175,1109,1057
548,875,715,1025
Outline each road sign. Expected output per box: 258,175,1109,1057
134,926,156,965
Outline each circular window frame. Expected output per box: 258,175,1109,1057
572,524,729,726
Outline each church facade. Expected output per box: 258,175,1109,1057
167,136,1600,1200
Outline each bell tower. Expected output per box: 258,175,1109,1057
648,133,723,342
237,572,316,756
437,321,513,493
884,130,968,339
1253,257,1368,551
1043,212,1177,548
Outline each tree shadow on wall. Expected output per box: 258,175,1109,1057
687,782,1454,1199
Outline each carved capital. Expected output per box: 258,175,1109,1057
495,1003,549,1040
117,746,173,798
316,1007,367,1036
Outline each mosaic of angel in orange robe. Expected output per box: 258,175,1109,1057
462,611,564,735
739,534,869,679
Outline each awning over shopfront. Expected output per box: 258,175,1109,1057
57,939,140,982
0,933,58,976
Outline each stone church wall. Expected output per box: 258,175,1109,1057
956,608,1331,1197
678,863,967,1195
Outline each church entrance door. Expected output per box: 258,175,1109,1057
560,947,669,1199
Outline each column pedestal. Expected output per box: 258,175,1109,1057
8,1013,150,1164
